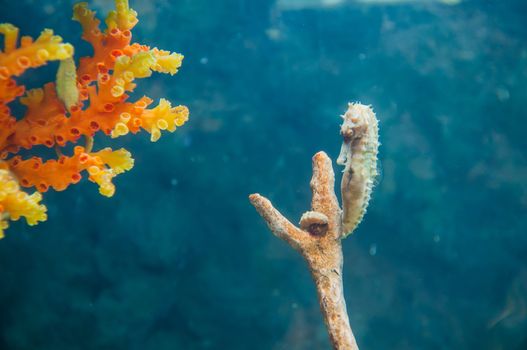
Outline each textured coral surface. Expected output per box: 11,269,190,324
0,0,188,237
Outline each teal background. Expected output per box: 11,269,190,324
1,0,526,349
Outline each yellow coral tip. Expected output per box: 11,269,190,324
150,128,161,142
111,85,125,97
123,71,134,82
88,166,101,176
112,122,129,138
100,186,115,197
156,119,168,130
37,49,50,60
0,67,10,80
56,44,74,59
119,112,131,122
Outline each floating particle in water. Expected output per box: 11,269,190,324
200,57,209,65
43,4,55,14
183,135,192,147
266,28,283,41
369,244,377,256
495,87,510,101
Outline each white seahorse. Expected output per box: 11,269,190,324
337,103,379,236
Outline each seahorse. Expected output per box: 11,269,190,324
337,103,379,236
56,56,79,113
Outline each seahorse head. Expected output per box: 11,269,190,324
336,103,372,169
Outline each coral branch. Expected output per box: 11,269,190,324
0,27,73,79
249,193,305,251
7,146,133,196
0,24,19,54
0,166,47,238
310,151,341,238
250,152,359,350
250,103,379,349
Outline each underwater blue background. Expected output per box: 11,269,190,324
1,0,526,349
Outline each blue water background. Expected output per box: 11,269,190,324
1,0,526,349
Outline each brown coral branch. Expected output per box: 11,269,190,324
250,151,359,350
249,193,305,251
310,151,341,239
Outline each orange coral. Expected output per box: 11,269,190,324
0,0,189,237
